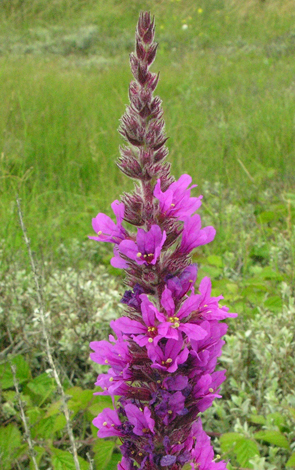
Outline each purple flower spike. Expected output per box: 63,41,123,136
89,200,126,244
89,11,236,470
154,174,202,220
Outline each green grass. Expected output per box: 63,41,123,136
1,0,295,262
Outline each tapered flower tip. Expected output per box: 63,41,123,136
137,12,155,44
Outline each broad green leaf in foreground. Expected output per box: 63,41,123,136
234,438,260,468
0,355,31,389
286,453,295,467
93,439,115,470
254,430,290,449
0,424,22,470
220,433,259,469
51,447,88,470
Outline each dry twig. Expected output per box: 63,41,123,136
16,198,81,470
8,356,40,470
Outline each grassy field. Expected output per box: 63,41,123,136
1,1,295,469
1,0,295,262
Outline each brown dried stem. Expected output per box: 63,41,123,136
8,356,40,470
16,197,81,470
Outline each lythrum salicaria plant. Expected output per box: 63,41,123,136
89,12,237,470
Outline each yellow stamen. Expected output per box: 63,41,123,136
111,424,114,427
103,422,107,426
157,380,161,384
174,322,180,328
171,203,175,207
105,359,108,363
97,230,102,235
168,410,173,414
139,452,143,456
166,358,173,363
148,338,153,343
142,428,149,433
137,252,142,258
209,388,214,393
109,377,114,382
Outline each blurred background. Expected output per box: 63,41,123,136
1,0,295,260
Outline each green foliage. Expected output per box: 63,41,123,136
0,424,22,470
0,355,31,389
50,447,89,470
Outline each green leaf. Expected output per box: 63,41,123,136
254,430,290,449
30,446,46,470
66,386,94,408
286,453,295,467
266,412,286,429
105,452,122,470
88,396,113,417
51,447,88,470
250,414,266,425
256,267,283,281
257,211,278,224
26,372,56,405
0,355,31,390
0,424,22,470
207,255,223,268
199,266,222,279
32,415,66,439
234,438,260,468
220,432,244,452
93,439,115,470
264,296,283,312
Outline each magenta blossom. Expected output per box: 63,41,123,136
93,408,123,438
125,404,155,436
89,200,126,244
148,338,189,373
154,174,203,220
180,214,216,254
154,287,209,342
112,224,166,268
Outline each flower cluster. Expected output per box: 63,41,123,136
90,12,237,470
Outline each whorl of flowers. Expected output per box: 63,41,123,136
89,12,237,470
